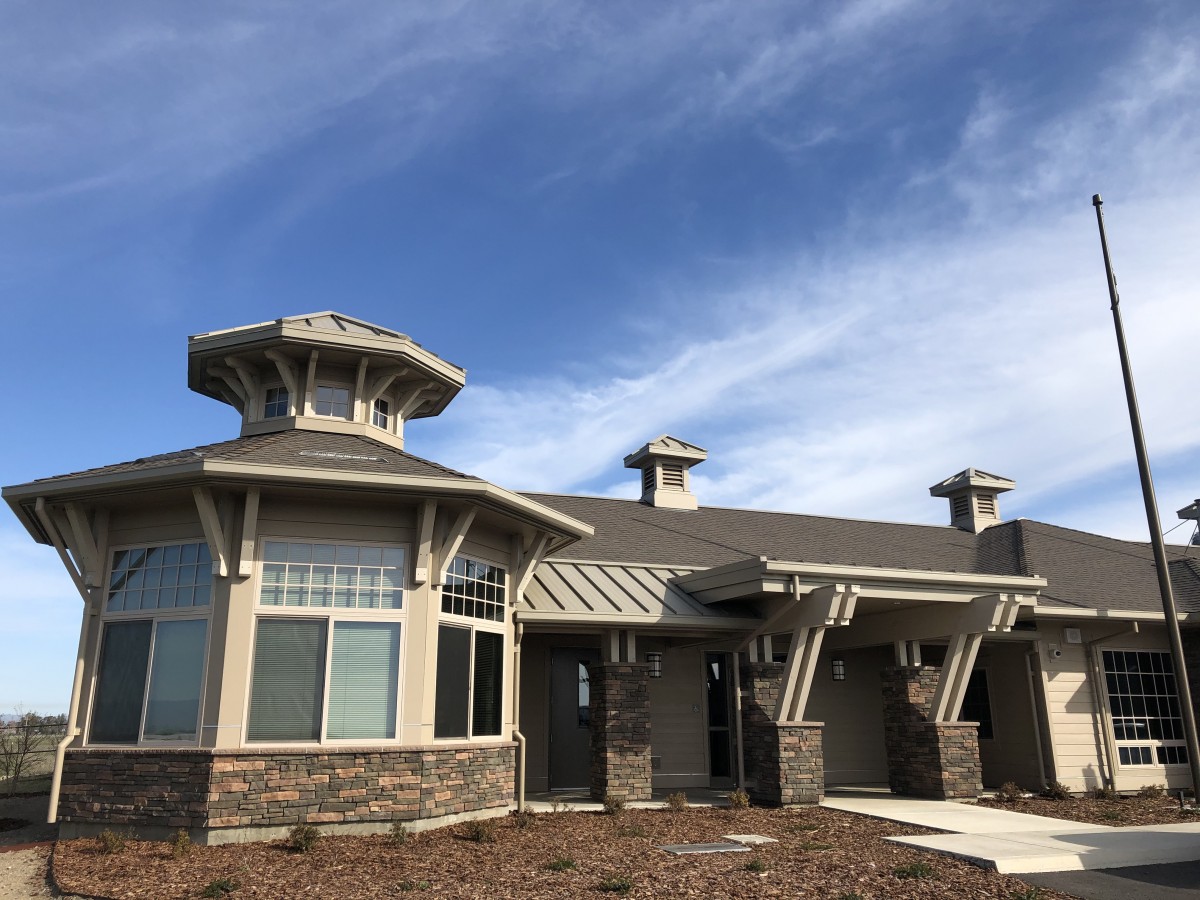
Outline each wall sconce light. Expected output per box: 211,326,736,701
831,658,846,681
646,651,663,678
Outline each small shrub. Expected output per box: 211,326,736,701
547,856,576,872
1180,805,1200,817
1138,783,1166,800
1088,785,1118,801
602,793,627,816
743,858,766,872
665,791,689,812
789,820,822,833
510,808,537,829
1101,809,1123,821
727,788,750,810
201,877,238,898
389,821,409,845
397,880,431,892
598,874,634,893
287,824,321,853
548,796,564,814
894,861,936,879
96,828,133,855
170,828,192,859
1009,889,1043,900
1041,781,1072,801
616,824,647,838
995,781,1024,803
462,817,497,843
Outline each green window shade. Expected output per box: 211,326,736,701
143,619,208,741
434,625,471,739
90,620,153,743
248,618,326,742
471,630,504,737
326,622,400,740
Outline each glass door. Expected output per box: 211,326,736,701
706,652,735,787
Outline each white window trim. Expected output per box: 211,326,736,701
1101,646,1189,769
243,537,409,747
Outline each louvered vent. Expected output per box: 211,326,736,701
931,468,1014,532
976,493,996,517
953,495,971,519
642,465,655,495
661,462,685,491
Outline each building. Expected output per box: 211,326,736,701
4,312,1198,843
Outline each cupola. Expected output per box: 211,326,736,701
623,435,707,510
187,312,465,452
929,468,1015,533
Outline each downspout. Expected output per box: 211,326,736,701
732,650,746,788
1024,648,1048,787
512,622,526,811
1087,623,1140,789
48,598,92,823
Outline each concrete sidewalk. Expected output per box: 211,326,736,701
821,794,1200,875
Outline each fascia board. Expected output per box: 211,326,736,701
513,610,762,630
1031,607,1198,622
761,559,1045,592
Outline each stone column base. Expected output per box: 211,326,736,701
744,721,824,806
588,662,652,802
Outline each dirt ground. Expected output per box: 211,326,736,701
0,849,53,900
977,792,1200,827
52,806,1077,899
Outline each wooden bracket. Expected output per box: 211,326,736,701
353,357,369,423
928,593,1022,721
435,507,477,585
63,503,102,588
34,498,90,604
303,350,319,416
515,531,550,595
413,499,437,585
238,488,261,577
263,349,301,415
192,486,229,577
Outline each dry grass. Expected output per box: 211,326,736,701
52,806,1076,899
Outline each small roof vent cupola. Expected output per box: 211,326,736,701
624,435,707,510
929,468,1015,533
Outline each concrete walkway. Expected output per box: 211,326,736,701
821,794,1200,875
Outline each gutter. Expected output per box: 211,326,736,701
512,623,526,812
48,600,93,824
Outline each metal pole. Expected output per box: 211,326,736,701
1092,193,1200,797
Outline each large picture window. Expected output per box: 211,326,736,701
1103,649,1189,767
90,618,208,744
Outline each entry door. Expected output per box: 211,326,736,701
549,648,599,790
706,652,735,788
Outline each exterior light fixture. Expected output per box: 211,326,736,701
831,658,846,681
646,651,663,678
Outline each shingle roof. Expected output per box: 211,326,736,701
522,493,1200,615
31,430,476,485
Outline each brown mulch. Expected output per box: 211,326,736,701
52,807,1076,899
977,793,1200,827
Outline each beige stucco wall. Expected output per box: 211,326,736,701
808,645,891,785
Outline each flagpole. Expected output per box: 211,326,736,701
1092,193,1200,798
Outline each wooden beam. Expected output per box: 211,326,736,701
63,504,101,588
929,631,984,722
396,382,433,419
225,357,261,418
435,507,477,585
823,593,1029,651
34,499,89,604
774,624,828,722
353,357,369,423
303,350,319,416
367,367,407,406
192,486,229,577
515,531,550,594
204,378,245,414
263,349,301,415
413,499,436,585
238,488,260,578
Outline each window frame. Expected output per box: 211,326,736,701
103,539,216,617
1101,647,1189,769
244,537,409,747
434,554,509,743
372,396,391,430
312,382,353,420
263,383,291,419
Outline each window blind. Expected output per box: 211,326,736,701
142,618,207,741
90,620,152,743
471,630,503,737
248,618,326,742
326,622,400,740
434,625,471,739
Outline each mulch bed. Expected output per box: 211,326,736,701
977,793,1200,827
52,806,1075,899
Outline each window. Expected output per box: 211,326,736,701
434,556,507,740
106,542,212,612
1103,649,1188,767
260,541,404,609
264,386,290,418
372,398,390,429
247,540,406,744
959,669,994,740
314,385,351,419
90,618,208,744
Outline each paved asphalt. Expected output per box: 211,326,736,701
1022,861,1200,899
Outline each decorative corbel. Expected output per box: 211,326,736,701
263,349,301,415
34,498,89,603
413,499,437,585
192,486,230,577
435,507,477,585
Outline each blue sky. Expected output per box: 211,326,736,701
3,1,1199,710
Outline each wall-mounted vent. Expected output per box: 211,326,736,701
929,468,1015,533
623,436,708,511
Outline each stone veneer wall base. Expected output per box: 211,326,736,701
738,662,824,806
588,662,652,802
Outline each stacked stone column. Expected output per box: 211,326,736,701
881,666,981,799
588,662,652,802
738,662,824,806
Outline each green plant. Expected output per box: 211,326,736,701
789,820,822,833
743,858,766,872
462,817,497,843
548,796,564,814
201,877,239,898
287,824,321,853
727,788,750,810
397,879,432,892
616,824,647,838
170,827,192,859
1088,785,1118,801
1041,781,1072,801
510,808,537,829
665,791,689,812
96,828,133,855
547,856,576,871
389,821,409,845
602,793,627,816
995,781,1024,803
894,861,936,879
598,874,634,893
1138,783,1166,800
1009,888,1043,900
1101,809,1123,821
